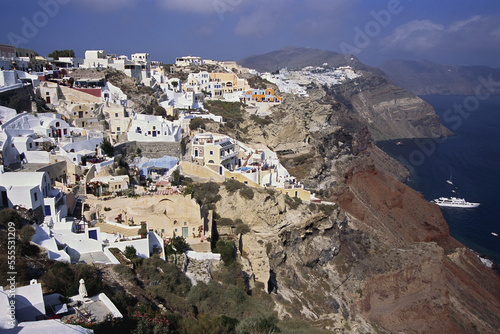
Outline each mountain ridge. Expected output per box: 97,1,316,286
239,46,382,75
378,59,500,95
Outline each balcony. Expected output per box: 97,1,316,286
220,150,238,161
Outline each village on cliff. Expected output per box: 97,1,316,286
0,44,360,331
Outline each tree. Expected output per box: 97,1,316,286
172,236,190,253
124,245,137,259
214,240,235,266
100,137,114,158
48,49,75,60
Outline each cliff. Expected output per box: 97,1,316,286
378,59,500,96
325,71,453,140
239,47,452,141
207,60,500,331
213,145,500,333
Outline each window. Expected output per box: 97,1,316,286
210,151,213,155
115,113,118,117
63,129,67,135
34,192,38,202
55,122,60,127
29,143,32,149
192,227,195,231
161,229,165,233
117,127,120,131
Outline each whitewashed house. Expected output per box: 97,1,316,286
0,171,67,224
127,114,182,142
101,81,128,107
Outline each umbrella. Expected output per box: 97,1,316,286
79,278,88,298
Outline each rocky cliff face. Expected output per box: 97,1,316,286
214,154,500,333
325,71,453,141
211,75,499,332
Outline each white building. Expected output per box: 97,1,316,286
101,81,128,107
175,56,204,67
0,70,23,93
185,71,210,93
60,138,103,165
162,89,204,110
0,171,67,224
83,50,151,83
127,114,182,142
0,112,72,167
50,56,84,69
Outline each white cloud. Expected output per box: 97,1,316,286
380,15,500,55
382,19,444,52
233,0,289,37
449,15,481,32
74,0,139,12
234,9,276,37
158,0,249,15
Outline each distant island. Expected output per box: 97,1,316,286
378,59,500,95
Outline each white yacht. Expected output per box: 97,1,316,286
432,197,480,208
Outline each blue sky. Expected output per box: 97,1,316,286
1,0,499,66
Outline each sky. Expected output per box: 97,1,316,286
1,0,499,67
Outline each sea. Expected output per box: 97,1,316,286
377,95,500,268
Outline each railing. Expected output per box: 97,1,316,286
220,151,238,160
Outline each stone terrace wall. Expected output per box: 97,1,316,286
115,141,181,159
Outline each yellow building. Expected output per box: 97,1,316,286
191,133,238,173
209,72,249,94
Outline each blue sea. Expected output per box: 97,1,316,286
377,95,500,267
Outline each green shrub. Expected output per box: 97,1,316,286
250,114,273,127
113,264,136,282
171,169,193,187
218,218,234,226
204,100,244,123
239,187,254,200
285,195,302,210
189,117,214,131
124,245,137,259
100,137,115,158
138,258,192,298
235,223,250,235
19,225,35,243
0,208,21,229
236,316,280,334
192,182,221,209
173,236,190,253
180,314,239,334
123,188,139,198
138,224,147,238
42,262,101,297
224,179,246,193
213,240,235,266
